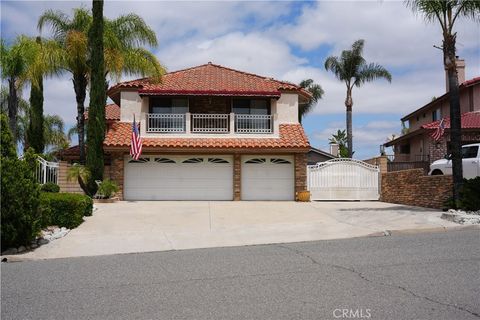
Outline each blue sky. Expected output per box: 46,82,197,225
1,0,479,159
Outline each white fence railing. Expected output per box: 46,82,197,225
35,156,59,185
235,114,273,133
192,114,229,133
147,113,185,133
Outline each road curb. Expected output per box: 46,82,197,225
367,224,480,238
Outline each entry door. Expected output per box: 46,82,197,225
124,155,233,200
241,155,295,200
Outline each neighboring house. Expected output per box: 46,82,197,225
384,61,480,165
307,147,336,165
82,62,312,201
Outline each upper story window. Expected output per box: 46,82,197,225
233,99,269,115
150,97,188,114
432,108,441,121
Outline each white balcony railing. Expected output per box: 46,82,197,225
191,114,229,133
235,114,273,133
147,113,185,133
145,113,274,134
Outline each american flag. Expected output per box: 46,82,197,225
431,118,445,141
130,115,143,160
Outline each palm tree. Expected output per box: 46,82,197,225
1,88,68,153
298,79,324,123
0,36,59,144
329,129,349,158
325,39,392,158
38,8,166,162
67,163,91,195
405,0,480,203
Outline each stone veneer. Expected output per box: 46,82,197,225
109,152,125,200
233,154,241,201
381,168,453,209
294,153,307,195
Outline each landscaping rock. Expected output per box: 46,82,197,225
17,246,26,253
442,209,480,225
2,248,17,255
38,238,49,245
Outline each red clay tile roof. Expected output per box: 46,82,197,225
422,111,480,130
104,123,310,151
108,63,312,99
85,104,120,121
463,77,480,87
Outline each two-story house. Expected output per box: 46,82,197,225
384,59,480,164
100,62,311,201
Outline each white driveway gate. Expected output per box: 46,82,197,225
307,158,380,200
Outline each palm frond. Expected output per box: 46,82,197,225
355,63,392,87
324,56,344,80
118,47,165,82
108,13,158,48
37,9,71,43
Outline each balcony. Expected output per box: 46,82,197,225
146,113,273,134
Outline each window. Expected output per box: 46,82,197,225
129,158,150,163
462,146,478,159
270,158,291,164
399,144,410,154
233,99,269,115
182,158,203,163
150,98,188,114
432,108,441,121
154,158,176,163
245,158,266,164
208,158,230,164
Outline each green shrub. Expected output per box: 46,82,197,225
39,193,93,229
41,182,60,193
97,179,119,199
1,118,41,250
458,177,480,211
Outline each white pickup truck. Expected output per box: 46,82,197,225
429,143,480,179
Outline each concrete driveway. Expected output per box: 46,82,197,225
16,201,461,260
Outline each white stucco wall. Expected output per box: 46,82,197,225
274,93,299,124
120,91,142,122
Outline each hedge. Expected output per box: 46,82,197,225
39,193,93,229
40,182,60,193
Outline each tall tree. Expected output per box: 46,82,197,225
405,0,480,203
27,39,45,153
1,36,58,145
38,8,165,162
298,79,324,123
86,0,106,193
325,39,392,158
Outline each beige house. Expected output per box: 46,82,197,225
385,61,480,165
75,62,313,201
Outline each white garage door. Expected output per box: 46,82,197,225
124,155,233,200
241,155,294,200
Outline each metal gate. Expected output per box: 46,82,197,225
308,158,380,200
35,156,59,185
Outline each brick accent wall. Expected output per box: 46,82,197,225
110,152,125,200
294,153,307,194
190,96,230,114
233,154,241,200
381,169,453,209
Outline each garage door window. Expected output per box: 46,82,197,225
182,158,204,163
270,158,291,164
208,158,230,164
128,158,150,163
245,158,266,164
154,158,176,163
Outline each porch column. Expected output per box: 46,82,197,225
233,154,241,200
229,112,235,134
295,153,307,195
185,112,191,134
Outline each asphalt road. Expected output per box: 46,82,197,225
2,230,479,320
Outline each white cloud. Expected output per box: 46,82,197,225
157,31,306,77
281,1,480,73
